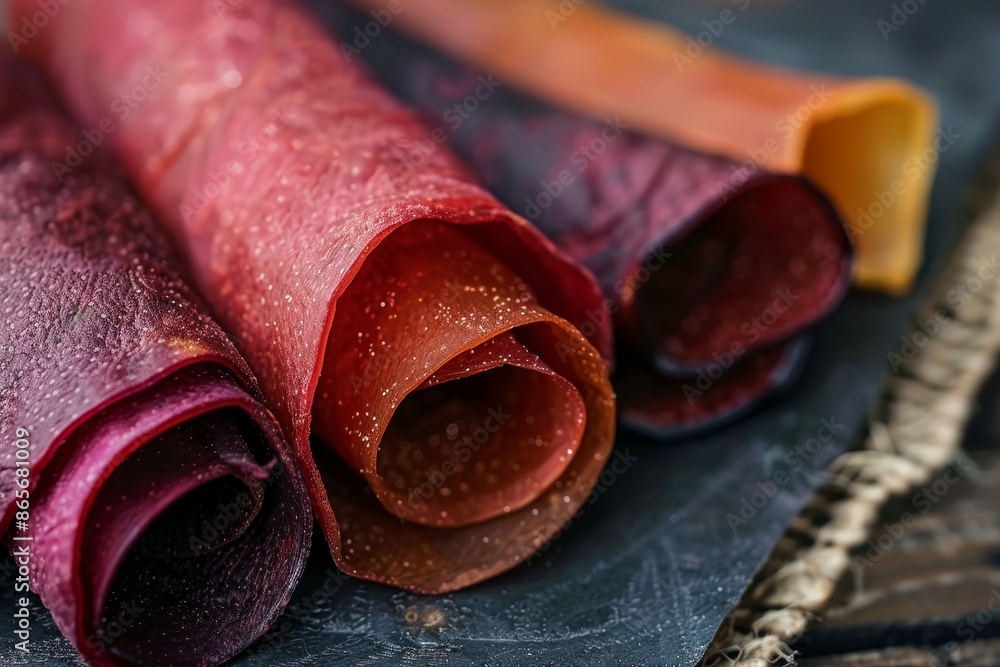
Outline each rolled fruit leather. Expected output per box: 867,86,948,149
10,0,617,593
323,5,853,437
0,61,311,667
344,0,937,295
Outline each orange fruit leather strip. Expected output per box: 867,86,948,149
10,0,615,593
345,0,939,294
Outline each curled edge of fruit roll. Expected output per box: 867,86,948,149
330,12,852,438
344,0,938,295
9,0,617,593
0,62,312,666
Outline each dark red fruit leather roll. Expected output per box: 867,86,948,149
11,0,617,593
324,11,854,437
0,63,312,666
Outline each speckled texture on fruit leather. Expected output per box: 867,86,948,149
333,14,853,437
11,0,616,593
0,63,311,666
3,0,999,665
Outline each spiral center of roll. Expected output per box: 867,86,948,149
635,178,849,371
313,220,587,528
78,400,298,667
375,337,583,527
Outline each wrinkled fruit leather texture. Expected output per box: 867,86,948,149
0,63,312,667
11,0,617,594
3,0,997,665
329,8,853,438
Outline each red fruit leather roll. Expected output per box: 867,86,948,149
327,15,854,437
11,0,616,593
0,63,311,667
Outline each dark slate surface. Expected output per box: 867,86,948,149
3,0,1000,665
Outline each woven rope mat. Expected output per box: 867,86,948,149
700,150,1000,667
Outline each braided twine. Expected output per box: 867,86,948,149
701,151,1000,667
